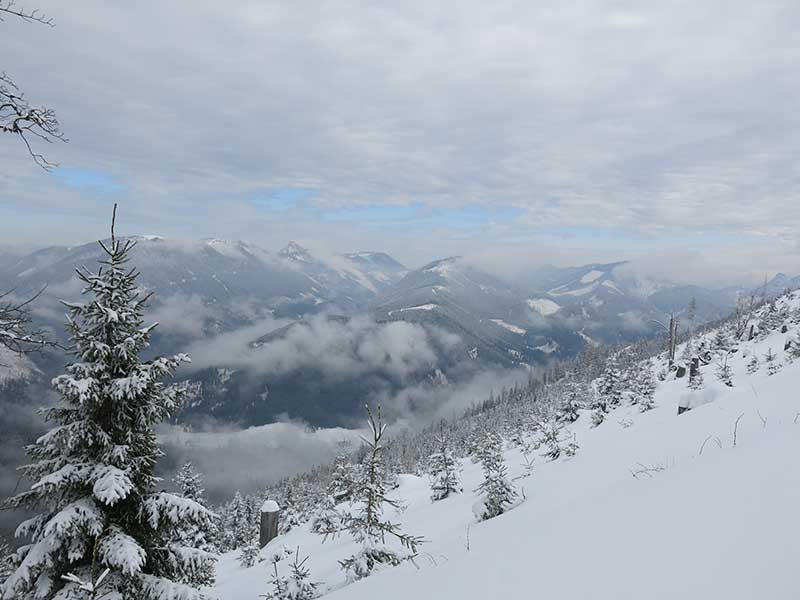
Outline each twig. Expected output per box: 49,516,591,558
733,413,744,447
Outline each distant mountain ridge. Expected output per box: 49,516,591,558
1,236,797,427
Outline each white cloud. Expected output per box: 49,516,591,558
185,313,459,380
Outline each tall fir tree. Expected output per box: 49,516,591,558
1,208,215,600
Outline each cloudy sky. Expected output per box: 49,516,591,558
1,1,799,280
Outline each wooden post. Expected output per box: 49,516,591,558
259,500,280,549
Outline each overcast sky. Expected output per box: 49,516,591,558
1,1,798,281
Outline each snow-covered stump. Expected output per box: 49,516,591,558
259,500,280,548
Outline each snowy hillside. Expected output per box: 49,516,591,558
211,290,800,600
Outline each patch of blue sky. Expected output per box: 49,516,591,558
53,167,124,193
249,187,319,210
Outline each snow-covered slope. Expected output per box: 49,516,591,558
372,257,584,366
211,291,800,600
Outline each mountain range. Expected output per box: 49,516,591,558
0,236,795,427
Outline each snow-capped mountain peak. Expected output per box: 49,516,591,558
278,241,315,263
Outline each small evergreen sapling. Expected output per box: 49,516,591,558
564,433,579,457
261,548,320,600
1,209,216,600
540,420,563,461
746,354,760,374
765,348,782,376
239,542,260,568
320,405,422,582
715,359,733,387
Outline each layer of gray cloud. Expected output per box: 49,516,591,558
185,313,459,380
1,1,799,274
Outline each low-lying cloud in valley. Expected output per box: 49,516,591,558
185,313,460,380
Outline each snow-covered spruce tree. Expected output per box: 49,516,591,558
322,405,422,582
236,496,261,566
309,494,341,536
175,462,205,502
555,382,584,424
597,356,623,408
712,328,731,354
262,548,320,600
474,431,516,521
428,429,462,501
224,491,248,550
239,542,260,568
590,387,608,427
327,445,358,504
633,361,657,411
1,211,215,600
173,462,217,585
746,354,760,374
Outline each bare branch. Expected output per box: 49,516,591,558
0,72,65,169
1,4,64,168
0,1,54,26
0,286,55,353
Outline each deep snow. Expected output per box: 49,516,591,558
211,293,800,600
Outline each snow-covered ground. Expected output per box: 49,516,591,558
526,298,560,316
489,319,526,335
387,303,438,316
212,294,800,600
